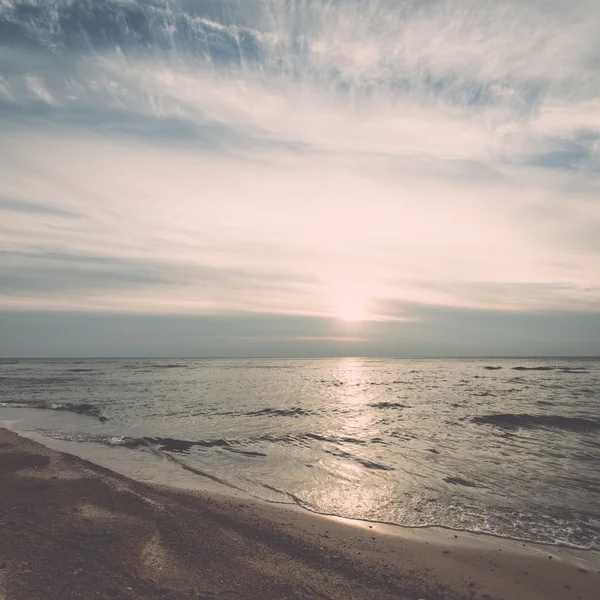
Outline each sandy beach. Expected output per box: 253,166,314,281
0,427,597,600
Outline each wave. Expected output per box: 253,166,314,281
49,429,388,467
52,402,107,422
368,402,411,409
45,432,269,461
1,376,85,385
254,432,376,448
323,447,394,471
228,448,267,457
246,407,314,417
512,366,556,371
120,436,236,453
443,476,478,488
0,399,107,422
302,433,371,446
471,413,600,432
319,379,345,387
512,366,589,373
483,366,503,370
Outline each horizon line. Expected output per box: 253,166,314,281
1,355,599,361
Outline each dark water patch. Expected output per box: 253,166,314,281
443,476,478,487
472,413,600,432
146,436,234,453
300,433,370,446
48,433,261,465
512,366,557,371
101,436,237,452
67,368,96,373
249,433,280,443
510,366,588,373
244,365,292,369
360,458,395,471
427,448,440,454
483,366,503,370
536,400,555,406
53,403,108,422
98,435,270,458
302,433,336,443
229,449,267,457
339,436,368,445
471,391,495,397
247,432,336,447
324,448,395,471
0,376,82,385
371,437,389,445
388,429,417,442
246,407,314,417
368,402,411,409
254,432,385,451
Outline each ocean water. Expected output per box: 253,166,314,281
1,357,599,550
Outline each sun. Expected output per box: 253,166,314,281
333,295,369,322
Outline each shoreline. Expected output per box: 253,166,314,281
4,416,598,554
1,427,598,600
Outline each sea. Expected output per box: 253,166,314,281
1,357,599,551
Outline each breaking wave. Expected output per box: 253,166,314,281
0,399,107,422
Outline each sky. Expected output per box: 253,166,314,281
1,0,599,357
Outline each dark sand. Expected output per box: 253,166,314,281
0,427,598,600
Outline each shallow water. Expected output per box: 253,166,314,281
1,357,599,550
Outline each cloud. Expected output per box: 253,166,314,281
0,0,599,354
0,195,79,217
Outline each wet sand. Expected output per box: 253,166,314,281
0,427,598,600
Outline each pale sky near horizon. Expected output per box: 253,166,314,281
1,0,599,357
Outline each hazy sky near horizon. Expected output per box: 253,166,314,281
1,0,600,357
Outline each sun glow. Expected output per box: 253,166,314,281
332,293,369,322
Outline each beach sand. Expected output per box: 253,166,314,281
0,427,597,600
